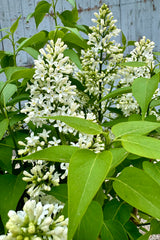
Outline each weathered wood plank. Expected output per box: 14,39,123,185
0,0,160,68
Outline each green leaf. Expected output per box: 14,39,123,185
75,24,90,34
132,74,159,119
60,26,83,39
0,35,10,44
59,9,78,27
128,114,142,121
17,145,78,162
70,77,85,92
1,55,14,68
33,1,51,28
112,121,160,138
93,187,105,206
63,32,87,49
26,12,34,23
0,174,26,226
4,66,26,80
101,220,128,240
68,149,112,240
0,82,17,105
143,161,160,186
0,51,13,60
121,32,126,46
74,201,103,240
102,117,128,128
127,41,136,46
153,52,160,56
103,199,132,225
121,134,160,159
10,68,35,80
109,148,128,169
150,219,160,234
0,119,8,140
49,30,65,41
47,184,68,203
10,114,26,127
137,232,151,240
7,93,30,106
44,116,103,135
150,99,160,108
17,31,48,51
6,130,29,149
124,221,141,240
113,167,160,219
22,47,39,59
121,62,148,67
0,27,9,32
66,0,76,8
100,86,132,102
64,49,82,69
0,145,12,173
0,69,4,74
10,15,21,34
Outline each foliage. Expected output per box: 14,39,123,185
0,0,160,239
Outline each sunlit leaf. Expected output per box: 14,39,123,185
68,149,112,240
44,116,103,135
17,145,78,162
113,167,160,219
132,74,159,119
121,134,160,159
112,121,160,138
10,15,21,34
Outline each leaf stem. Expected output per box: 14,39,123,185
52,0,58,26
11,33,17,66
2,104,19,157
98,50,103,123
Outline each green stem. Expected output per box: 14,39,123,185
52,0,58,26
98,50,103,123
8,124,19,157
11,33,17,66
2,104,19,157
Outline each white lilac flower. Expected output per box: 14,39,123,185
116,93,139,116
2,200,68,240
22,38,78,128
48,137,61,147
116,36,156,116
38,129,51,142
76,3,123,119
23,163,60,197
18,131,46,155
19,32,105,200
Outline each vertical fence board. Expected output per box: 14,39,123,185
0,0,160,68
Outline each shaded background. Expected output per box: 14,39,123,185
0,0,160,68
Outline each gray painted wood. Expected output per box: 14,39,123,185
0,0,160,69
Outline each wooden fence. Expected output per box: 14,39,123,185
0,0,160,67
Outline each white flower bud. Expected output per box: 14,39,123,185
28,222,35,234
